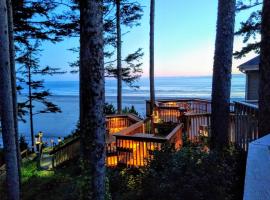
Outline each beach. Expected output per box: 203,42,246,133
0,75,245,145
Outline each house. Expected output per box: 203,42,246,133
238,56,259,101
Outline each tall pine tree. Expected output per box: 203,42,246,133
259,0,270,136
80,0,106,198
234,0,262,58
0,0,20,198
211,0,236,149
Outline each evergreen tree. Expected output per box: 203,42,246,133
0,0,20,198
12,0,76,149
234,0,262,58
149,0,155,134
259,0,270,136
69,0,144,98
114,0,143,113
6,0,21,186
80,0,106,198
17,40,62,152
211,0,236,149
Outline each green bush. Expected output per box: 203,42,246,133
155,121,175,136
122,105,139,117
104,103,116,115
108,143,246,200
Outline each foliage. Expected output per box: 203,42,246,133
19,136,28,151
108,167,143,200
234,0,262,58
122,105,139,116
13,0,76,120
69,0,144,88
104,103,117,115
17,41,63,123
0,142,247,200
0,159,81,200
104,103,140,116
155,121,175,136
108,143,246,200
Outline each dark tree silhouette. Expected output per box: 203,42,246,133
0,0,20,198
211,0,236,149
234,0,262,58
149,0,155,120
80,0,106,199
259,0,270,136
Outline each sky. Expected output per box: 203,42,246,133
39,0,260,81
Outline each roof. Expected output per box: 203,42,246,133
238,56,260,73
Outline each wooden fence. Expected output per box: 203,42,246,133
51,137,80,168
234,101,259,150
0,149,29,177
51,114,142,168
147,99,212,123
106,114,141,134
114,122,183,167
182,101,258,150
50,100,259,168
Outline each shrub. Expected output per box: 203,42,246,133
122,105,139,117
108,143,246,200
155,121,175,136
104,103,116,115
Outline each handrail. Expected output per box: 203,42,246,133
0,149,30,176
50,136,79,155
184,112,211,117
165,124,183,140
114,118,150,136
234,101,258,110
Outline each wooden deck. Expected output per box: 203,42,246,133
51,114,141,168
114,119,183,167
49,98,260,168
150,98,259,150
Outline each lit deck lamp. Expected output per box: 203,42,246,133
199,125,211,145
153,109,159,123
199,125,210,137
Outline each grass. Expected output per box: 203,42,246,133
0,158,81,200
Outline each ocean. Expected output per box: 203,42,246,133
0,74,246,146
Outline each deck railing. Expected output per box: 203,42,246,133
147,99,212,123
51,137,80,167
185,112,211,140
114,121,183,167
234,101,259,150
182,101,258,150
50,100,260,168
51,114,141,168
0,149,29,177
106,114,141,134
51,137,120,168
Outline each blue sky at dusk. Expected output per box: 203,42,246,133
39,1,260,81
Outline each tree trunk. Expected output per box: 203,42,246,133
0,0,20,198
150,0,155,134
6,0,21,187
116,0,122,114
211,0,236,149
259,0,270,137
80,0,105,199
28,55,35,152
